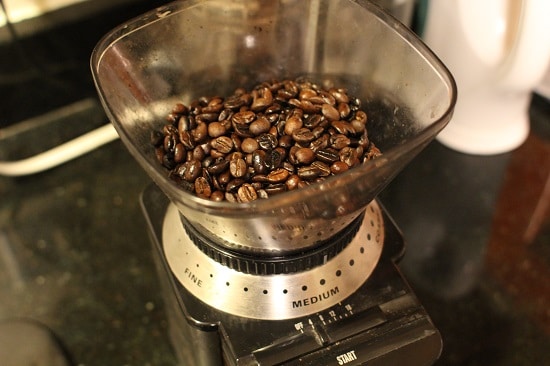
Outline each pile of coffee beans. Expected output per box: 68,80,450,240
151,78,381,202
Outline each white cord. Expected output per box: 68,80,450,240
0,123,120,177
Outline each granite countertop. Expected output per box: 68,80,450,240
1,2,549,365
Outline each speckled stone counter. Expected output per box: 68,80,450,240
1,2,549,364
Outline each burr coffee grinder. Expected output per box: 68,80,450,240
91,0,457,364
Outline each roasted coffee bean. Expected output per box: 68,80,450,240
354,110,368,125
237,183,258,202
265,103,282,114
192,122,208,144
297,165,322,180
300,100,320,114
207,159,229,175
262,150,280,171
252,150,268,175
331,121,355,135
364,144,382,160
251,87,273,111
282,161,295,174
179,130,195,150
194,176,212,198
178,115,192,132
264,183,287,195
210,190,225,201
249,116,271,135
304,114,323,129
267,168,289,183
174,143,186,163
224,95,245,110
338,102,351,119
227,178,245,192
208,121,227,138
210,136,233,154
257,133,278,150
331,161,349,174
316,148,340,164
232,110,256,125
330,134,351,150
292,128,316,144
294,147,315,165
241,137,260,153
225,192,238,202
330,88,349,104
285,174,301,190
339,147,360,167
184,160,202,182
229,158,247,178
310,134,329,152
218,169,231,186
351,119,365,134
191,145,206,161
321,103,340,121
153,77,382,201
172,102,189,115
312,161,331,177
232,120,252,137
164,134,176,152
284,115,303,135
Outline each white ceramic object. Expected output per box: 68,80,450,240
423,0,550,155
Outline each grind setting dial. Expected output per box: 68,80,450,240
162,202,385,320
182,213,364,276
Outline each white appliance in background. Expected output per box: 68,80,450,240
422,0,550,155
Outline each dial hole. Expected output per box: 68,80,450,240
244,287,248,292
320,279,326,285
283,289,288,294
349,259,355,266
336,270,342,277
263,289,268,294
302,285,308,291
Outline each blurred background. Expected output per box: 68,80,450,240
0,0,549,365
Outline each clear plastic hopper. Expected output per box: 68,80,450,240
91,0,456,256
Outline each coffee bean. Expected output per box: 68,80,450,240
241,137,259,153
284,115,303,135
267,168,289,183
153,78,382,201
297,165,322,180
249,116,271,135
208,121,227,138
331,161,349,174
292,128,315,144
210,190,225,201
257,133,278,150
229,158,247,178
321,103,340,121
210,136,233,154
194,176,212,198
174,143,185,163
237,183,258,202
183,160,202,182
207,159,229,175
294,147,315,165
232,110,256,125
